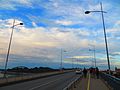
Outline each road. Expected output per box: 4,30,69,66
0,72,80,90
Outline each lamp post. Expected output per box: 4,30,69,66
60,49,67,71
85,2,111,74
89,45,96,68
4,19,23,77
72,58,74,69
76,59,78,69
60,48,63,71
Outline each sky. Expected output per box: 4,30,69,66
0,0,120,70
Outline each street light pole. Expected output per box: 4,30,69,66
89,47,96,68
60,48,63,71
60,49,67,71
100,2,111,74
93,46,96,68
85,2,111,74
76,59,78,69
72,58,73,69
4,19,23,77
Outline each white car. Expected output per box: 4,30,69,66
75,70,82,74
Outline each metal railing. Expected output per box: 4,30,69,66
63,75,82,90
100,72,120,90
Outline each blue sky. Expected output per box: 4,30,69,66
0,0,120,70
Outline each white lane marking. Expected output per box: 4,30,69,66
28,78,61,90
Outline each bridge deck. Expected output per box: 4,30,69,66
75,74,109,90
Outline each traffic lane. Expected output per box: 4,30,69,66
0,72,78,90
0,72,75,90
29,73,80,90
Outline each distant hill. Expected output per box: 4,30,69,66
7,66,58,73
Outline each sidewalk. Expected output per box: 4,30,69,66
75,74,109,90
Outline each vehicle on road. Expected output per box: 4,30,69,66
75,69,82,74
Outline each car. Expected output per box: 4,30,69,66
75,70,82,74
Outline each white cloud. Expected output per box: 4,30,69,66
32,22,37,27
0,0,32,10
0,19,91,55
110,52,120,56
72,55,92,59
55,20,73,26
113,20,120,28
78,30,90,36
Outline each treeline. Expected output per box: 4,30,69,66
7,66,59,73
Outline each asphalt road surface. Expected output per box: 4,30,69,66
0,72,80,90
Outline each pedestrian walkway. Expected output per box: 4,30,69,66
75,74,110,90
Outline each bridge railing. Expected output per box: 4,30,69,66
100,72,120,90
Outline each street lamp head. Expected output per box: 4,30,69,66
20,23,23,25
85,11,90,14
